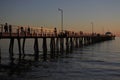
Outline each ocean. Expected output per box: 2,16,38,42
0,37,120,80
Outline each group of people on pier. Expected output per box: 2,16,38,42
1,23,12,33
0,23,32,35
0,23,59,36
19,26,31,35
0,23,86,37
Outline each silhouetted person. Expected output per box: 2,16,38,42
41,27,43,36
21,27,24,32
28,27,30,34
17,26,20,35
20,27,25,35
4,23,8,32
80,31,83,35
54,27,57,36
9,25,12,36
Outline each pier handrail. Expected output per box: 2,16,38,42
0,23,115,38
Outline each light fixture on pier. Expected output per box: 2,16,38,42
58,8,63,33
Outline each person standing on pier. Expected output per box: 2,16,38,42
20,27,25,35
41,26,43,36
4,23,8,32
54,27,57,36
27,26,30,34
9,25,12,36
21,27,24,32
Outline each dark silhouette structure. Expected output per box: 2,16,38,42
0,23,115,62
27,27,30,34
4,23,8,32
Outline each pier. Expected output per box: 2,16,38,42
0,24,115,62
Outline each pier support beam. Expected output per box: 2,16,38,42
70,37,73,53
90,37,92,44
43,37,47,61
91,36,95,44
84,37,86,46
87,37,91,45
75,38,78,48
9,38,14,60
56,38,59,56
66,37,69,54
22,38,26,56
17,38,22,59
34,38,39,61
79,37,83,47
50,38,55,59
60,38,64,55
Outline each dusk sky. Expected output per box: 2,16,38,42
0,0,120,35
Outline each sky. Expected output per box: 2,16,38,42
0,0,120,35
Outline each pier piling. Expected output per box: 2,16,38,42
56,38,59,56
22,38,26,56
34,38,39,61
43,37,47,61
50,38,55,59
17,38,22,59
60,38,64,55
9,38,14,60
66,37,69,54
70,37,73,53
75,38,78,48
79,37,83,47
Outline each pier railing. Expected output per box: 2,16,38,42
0,23,107,38
0,24,56,37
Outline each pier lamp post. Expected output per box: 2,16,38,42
58,8,63,33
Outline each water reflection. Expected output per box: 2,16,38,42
0,47,72,78
0,50,60,77
1,38,120,80
0,55,33,77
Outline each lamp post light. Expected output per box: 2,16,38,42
58,8,63,33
